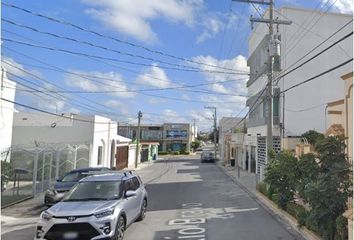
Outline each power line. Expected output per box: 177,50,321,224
2,18,251,76
285,103,326,112
4,60,245,104
274,31,353,83
273,9,351,58
2,60,139,118
284,0,339,57
3,38,248,77
280,58,353,94
3,43,248,96
0,97,118,124
2,2,249,73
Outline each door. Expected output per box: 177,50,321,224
123,179,141,224
251,146,256,173
115,146,128,170
141,149,149,162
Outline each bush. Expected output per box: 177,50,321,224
287,202,308,227
180,150,190,155
335,215,348,240
158,151,168,155
257,182,268,196
173,151,180,155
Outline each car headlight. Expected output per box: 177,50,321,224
46,189,57,195
40,211,53,221
94,209,115,218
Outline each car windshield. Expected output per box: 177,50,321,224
63,181,122,201
61,172,88,182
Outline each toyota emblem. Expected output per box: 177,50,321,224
67,216,76,222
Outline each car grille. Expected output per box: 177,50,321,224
44,223,100,240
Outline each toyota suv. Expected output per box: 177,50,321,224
44,167,110,206
36,171,148,240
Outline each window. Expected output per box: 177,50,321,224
132,177,140,190
97,146,103,165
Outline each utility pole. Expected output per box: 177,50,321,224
135,111,142,168
232,0,291,163
193,119,196,141
205,106,217,159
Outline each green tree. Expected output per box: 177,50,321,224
297,153,319,199
302,136,351,239
190,140,201,151
301,130,324,145
264,150,299,209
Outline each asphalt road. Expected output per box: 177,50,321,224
2,156,305,240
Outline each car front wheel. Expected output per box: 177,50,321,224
112,215,125,240
137,199,147,221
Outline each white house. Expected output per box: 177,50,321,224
0,69,16,161
218,117,243,163
11,112,135,170
245,7,353,175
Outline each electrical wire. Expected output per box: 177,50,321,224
273,31,353,84
2,2,249,73
2,18,251,76
280,58,353,94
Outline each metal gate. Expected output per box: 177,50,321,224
115,146,128,170
141,149,149,162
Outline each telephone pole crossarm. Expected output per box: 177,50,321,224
232,0,270,5
250,17,292,25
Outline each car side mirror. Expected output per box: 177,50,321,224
125,190,136,198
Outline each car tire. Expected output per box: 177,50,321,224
137,199,147,221
112,215,125,240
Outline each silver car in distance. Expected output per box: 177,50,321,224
35,171,148,240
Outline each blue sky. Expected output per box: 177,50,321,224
2,0,352,131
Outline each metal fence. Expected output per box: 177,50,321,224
1,143,90,207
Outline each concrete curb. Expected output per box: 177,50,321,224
217,163,322,240
1,196,34,209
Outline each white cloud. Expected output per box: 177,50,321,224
323,0,353,14
65,70,135,98
136,64,172,88
189,54,249,95
148,97,167,105
196,14,224,43
103,99,130,115
2,57,42,78
181,94,191,101
81,0,202,43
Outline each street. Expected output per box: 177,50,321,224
2,156,304,240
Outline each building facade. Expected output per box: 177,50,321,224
218,117,243,164
246,7,353,175
11,112,134,170
0,69,16,161
118,123,194,152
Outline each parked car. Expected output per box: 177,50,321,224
36,171,148,240
201,151,215,163
44,167,110,206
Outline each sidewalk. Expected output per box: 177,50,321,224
218,162,322,240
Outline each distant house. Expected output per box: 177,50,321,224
118,122,195,152
0,69,16,161
218,117,243,164
11,112,136,173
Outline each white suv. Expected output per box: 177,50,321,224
35,171,148,240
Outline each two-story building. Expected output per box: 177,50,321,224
118,122,195,152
